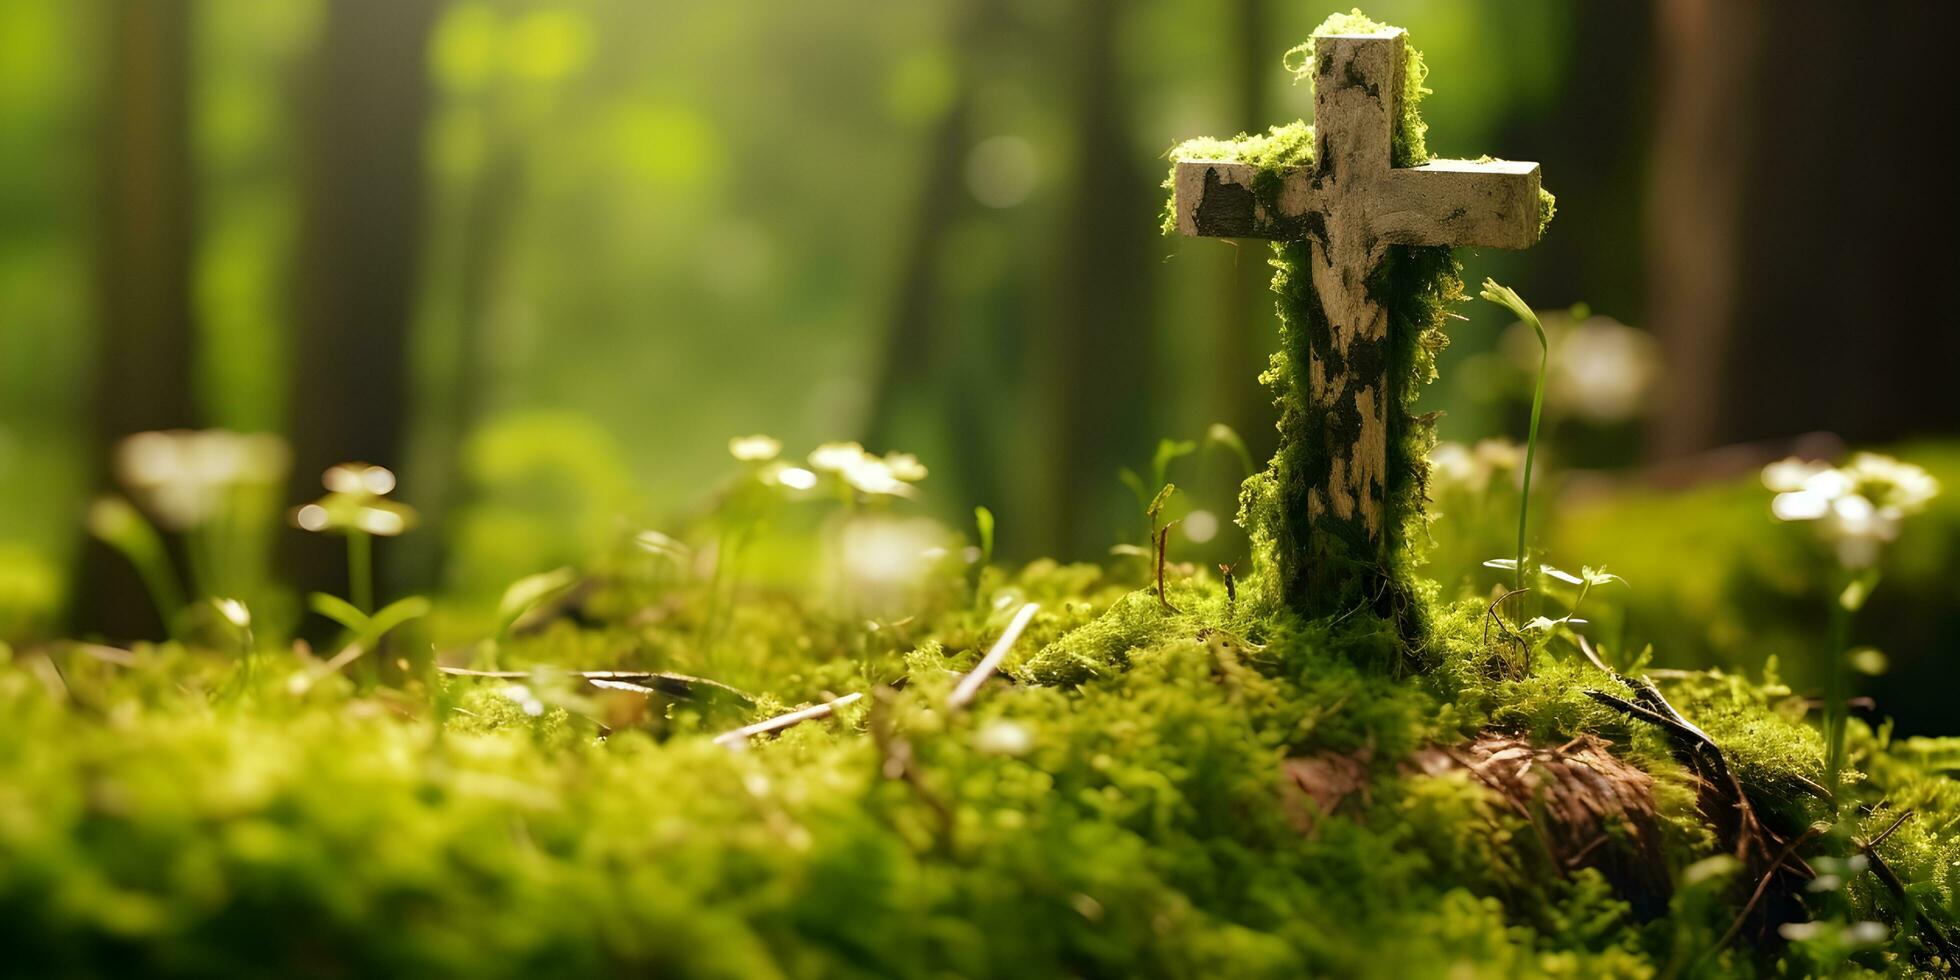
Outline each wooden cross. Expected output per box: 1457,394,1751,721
1170,29,1542,614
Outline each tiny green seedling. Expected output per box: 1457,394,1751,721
496,566,582,636
971,506,995,607
1477,279,1549,602
1205,423,1255,479
86,495,186,637
1481,559,1624,673
1148,484,1180,612
295,591,432,693
292,462,418,615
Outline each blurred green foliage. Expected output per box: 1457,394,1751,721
0,0,1587,625
1550,443,1960,736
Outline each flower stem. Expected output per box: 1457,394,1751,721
1477,280,1548,600
348,532,374,614
1824,577,1851,812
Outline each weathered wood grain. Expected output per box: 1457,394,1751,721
1168,30,1543,613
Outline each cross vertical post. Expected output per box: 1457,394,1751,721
1170,29,1544,618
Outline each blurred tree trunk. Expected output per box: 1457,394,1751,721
1038,0,1156,556
402,139,523,592
287,0,440,598
1715,2,1960,450
1213,0,1272,462
863,0,1004,514
78,0,198,640
1646,1,1960,458
1644,0,1759,460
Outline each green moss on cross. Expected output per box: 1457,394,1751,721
1164,10,1553,630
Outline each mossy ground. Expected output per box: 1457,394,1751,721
6,544,1960,977
3,10,1956,979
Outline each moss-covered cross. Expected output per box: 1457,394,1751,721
1168,19,1548,622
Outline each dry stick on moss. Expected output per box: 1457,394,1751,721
711,692,863,748
1853,810,1960,963
1482,587,1531,673
1864,808,1915,850
439,666,757,704
1576,638,1768,862
1707,823,1830,961
946,602,1041,711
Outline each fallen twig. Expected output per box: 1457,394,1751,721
1578,636,1771,862
1707,823,1828,960
1482,588,1531,673
946,602,1040,711
438,666,755,704
1858,815,1960,965
712,692,863,748
1865,808,1914,850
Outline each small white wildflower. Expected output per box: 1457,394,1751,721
1429,442,1475,487
840,456,913,497
1762,457,1830,493
323,462,396,496
292,463,418,537
975,720,1033,756
1845,920,1889,946
1428,439,1525,495
767,464,819,491
728,434,782,463
1843,452,1940,514
1507,312,1659,423
1764,453,1938,569
114,429,291,530
808,441,870,473
500,684,546,717
882,452,928,482
212,598,251,629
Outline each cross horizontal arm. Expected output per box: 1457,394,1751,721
1369,159,1542,250
1170,160,1308,239
1171,157,1541,250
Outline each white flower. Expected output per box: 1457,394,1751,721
975,720,1033,756
323,462,396,495
840,456,913,497
1429,442,1475,487
807,442,925,498
882,452,928,483
1843,452,1940,514
808,441,870,473
1428,439,1524,495
728,434,782,462
500,684,546,717
764,464,819,491
292,462,418,537
114,429,291,530
1762,457,1830,493
1764,453,1939,569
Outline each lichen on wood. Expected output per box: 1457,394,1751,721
1164,11,1555,631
